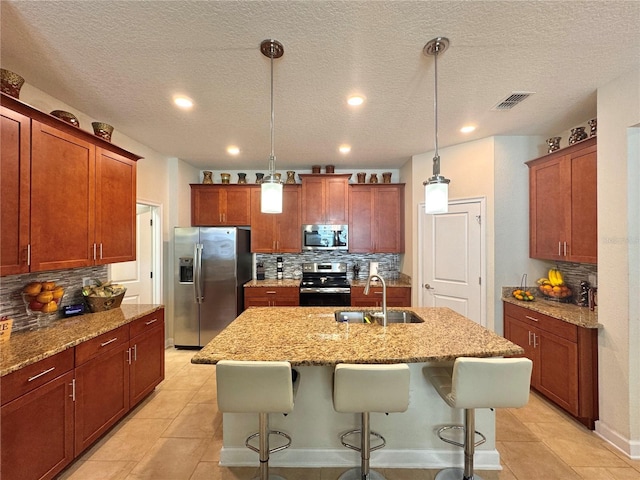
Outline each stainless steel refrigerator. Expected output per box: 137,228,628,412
173,227,251,348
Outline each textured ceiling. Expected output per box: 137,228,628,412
2,1,639,170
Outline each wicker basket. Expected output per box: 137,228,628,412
85,290,125,313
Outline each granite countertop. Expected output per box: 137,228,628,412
0,304,164,377
191,306,523,366
502,289,599,329
244,275,411,289
350,276,411,288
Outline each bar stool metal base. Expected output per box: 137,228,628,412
250,475,288,480
338,467,387,480
435,467,485,480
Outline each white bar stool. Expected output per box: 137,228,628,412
216,360,297,480
333,363,411,480
424,357,532,480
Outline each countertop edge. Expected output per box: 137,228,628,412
1,304,164,377
502,296,600,329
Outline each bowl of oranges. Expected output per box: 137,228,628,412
22,281,65,316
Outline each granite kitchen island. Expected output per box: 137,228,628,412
192,306,523,470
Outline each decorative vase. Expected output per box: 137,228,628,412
382,172,392,183
237,173,247,184
325,165,335,174
312,165,321,173
369,173,378,184
202,171,214,184
286,171,296,184
546,137,561,153
588,118,597,137
50,110,80,127
569,127,588,145
274,173,282,182
1,68,25,98
220,173,231,184
357,172,366,183
91,122,114,142
255,173,264,183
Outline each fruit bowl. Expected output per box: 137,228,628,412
538,284,572,302
22,282,65,316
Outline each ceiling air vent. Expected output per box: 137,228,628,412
491,91,535,111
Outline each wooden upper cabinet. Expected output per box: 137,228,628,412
191,185,251,226
349,184,405,253
300,174,350,224
30,120,96,271
95,148,137,264
1,93,141,275
528,137,597,263
0,106,30,276
250,186,301,253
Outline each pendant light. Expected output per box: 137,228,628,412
260,39,284,214
423,37,451,215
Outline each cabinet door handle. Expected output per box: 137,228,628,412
127,347,132,365
28,366,55,382
563,241,567,256
132,344,137,361
69,378,76,401
525,315,539,322
528,331,533,346
100,243,103,259
27,244,31,266
93,243,97,260
533,334,539,348
100,337,118,347
558,241,562,256
145,318,158,326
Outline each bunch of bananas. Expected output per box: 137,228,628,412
537,268,572,299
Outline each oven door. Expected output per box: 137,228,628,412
299,288,351,306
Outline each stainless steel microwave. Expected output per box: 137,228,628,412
302,225,348,251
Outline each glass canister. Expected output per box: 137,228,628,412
220,173,231,184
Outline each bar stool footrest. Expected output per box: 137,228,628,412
436,425,486,449
339,428,386,452
246,430,292,455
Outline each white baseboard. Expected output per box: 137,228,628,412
595,420,640,459
219,447,502,470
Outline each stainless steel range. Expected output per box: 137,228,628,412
299,262,351,306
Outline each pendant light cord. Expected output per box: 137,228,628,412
432,44,440,177
270,52,275,163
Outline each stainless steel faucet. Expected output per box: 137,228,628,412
364,273,387,326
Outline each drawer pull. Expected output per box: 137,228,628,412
145,319,158,326
100,337,118,347
266,291,277,294
525,315,539,322
28,366,55,382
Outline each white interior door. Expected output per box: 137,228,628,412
109,204,155,304
418,199,484,325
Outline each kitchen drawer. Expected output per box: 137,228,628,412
504,302,577,342
130,310,164,338
1,348,74,405
75,324,129,366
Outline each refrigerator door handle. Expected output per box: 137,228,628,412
194,243,204,303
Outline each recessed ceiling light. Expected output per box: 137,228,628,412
460,125,476,133
173,95,194,109
227,146,240,155
347,95,365,106
339,145,351,154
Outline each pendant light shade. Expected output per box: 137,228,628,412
260,39,284,214
423,37,451,215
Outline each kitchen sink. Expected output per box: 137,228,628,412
334,310,424,324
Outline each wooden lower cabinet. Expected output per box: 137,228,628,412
0,309,165,480
350,286,411,307
74,340,130,455
503,302,598,429
129,313,165,407
244,287,300,307
1,371,75,480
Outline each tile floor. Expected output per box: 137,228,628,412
57,348,640,480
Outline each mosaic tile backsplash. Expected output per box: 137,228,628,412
0,265,108,331
256,252,401,280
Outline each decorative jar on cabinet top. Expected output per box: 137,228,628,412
202,171,213,184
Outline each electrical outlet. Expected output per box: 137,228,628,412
82,277,92,286
588,274,597,287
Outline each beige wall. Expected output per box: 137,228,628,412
596,67,640,456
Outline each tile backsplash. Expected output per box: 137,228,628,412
0,265,108,331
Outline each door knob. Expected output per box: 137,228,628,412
424,284,434,289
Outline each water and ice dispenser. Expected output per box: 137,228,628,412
179,257,194,283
